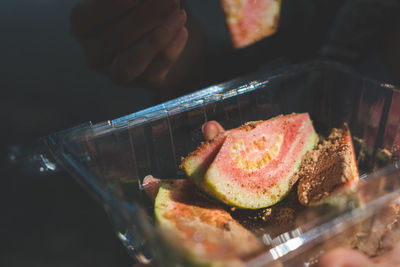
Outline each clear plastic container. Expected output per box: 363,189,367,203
12,61,400,266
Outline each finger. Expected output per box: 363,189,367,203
84,0,180,70
142,26,188,86
202,121,225,140
70,0,140,37
317,248,375,267
142,175,161,202
109,9,187,84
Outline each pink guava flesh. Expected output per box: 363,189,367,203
221,0,281,48
203,113,318,209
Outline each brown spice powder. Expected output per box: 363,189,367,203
297,125,358,206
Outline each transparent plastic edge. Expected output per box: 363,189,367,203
245,163,400,267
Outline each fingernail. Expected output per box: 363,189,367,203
165,9,186,29
142,175,161,202
202,121,223,140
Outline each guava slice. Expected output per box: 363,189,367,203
155,179,263,266
180,132,227,187
220,0,281,49
297,124,360,206
203,113,318,209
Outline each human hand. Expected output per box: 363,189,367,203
201,120,225,141
70,0,188,89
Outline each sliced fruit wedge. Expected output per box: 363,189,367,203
155,179,263,266
180,132,227,187
220,0,281,48
203,113,318,209
297,124,360,206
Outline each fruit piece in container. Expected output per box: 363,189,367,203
297,124,359,206
220,0,281,49
154,179,263,266
180,132,227,187
203,113,318,209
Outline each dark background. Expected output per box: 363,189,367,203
1,1,152,266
